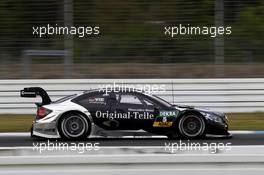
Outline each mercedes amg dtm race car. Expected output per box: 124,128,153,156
20,87,231,139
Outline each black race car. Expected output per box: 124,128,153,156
21,87,231,139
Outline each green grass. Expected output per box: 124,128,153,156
0,113,264,132
0,114,34,132
228,113,264,130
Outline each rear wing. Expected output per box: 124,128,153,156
20,87,52,106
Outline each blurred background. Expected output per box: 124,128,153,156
0,0,263,79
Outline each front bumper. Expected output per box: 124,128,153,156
205,118,230,137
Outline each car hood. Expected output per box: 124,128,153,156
173,105,225,118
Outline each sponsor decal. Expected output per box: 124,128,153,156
153,110,178,127
95,111,155,120
88,97,105,104
160,110,178,117
153,120,173,127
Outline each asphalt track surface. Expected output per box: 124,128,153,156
1,132,264,147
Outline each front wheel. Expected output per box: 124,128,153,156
59,112,90,140
178,113,206,139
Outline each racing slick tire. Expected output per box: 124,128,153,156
59,112,91,140
177,113,206,139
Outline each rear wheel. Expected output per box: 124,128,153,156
178,113,206,139
59,112,90,140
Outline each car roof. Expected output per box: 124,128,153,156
83,87,146,95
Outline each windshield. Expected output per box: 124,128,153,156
146,94,172,107
53,94,77,103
